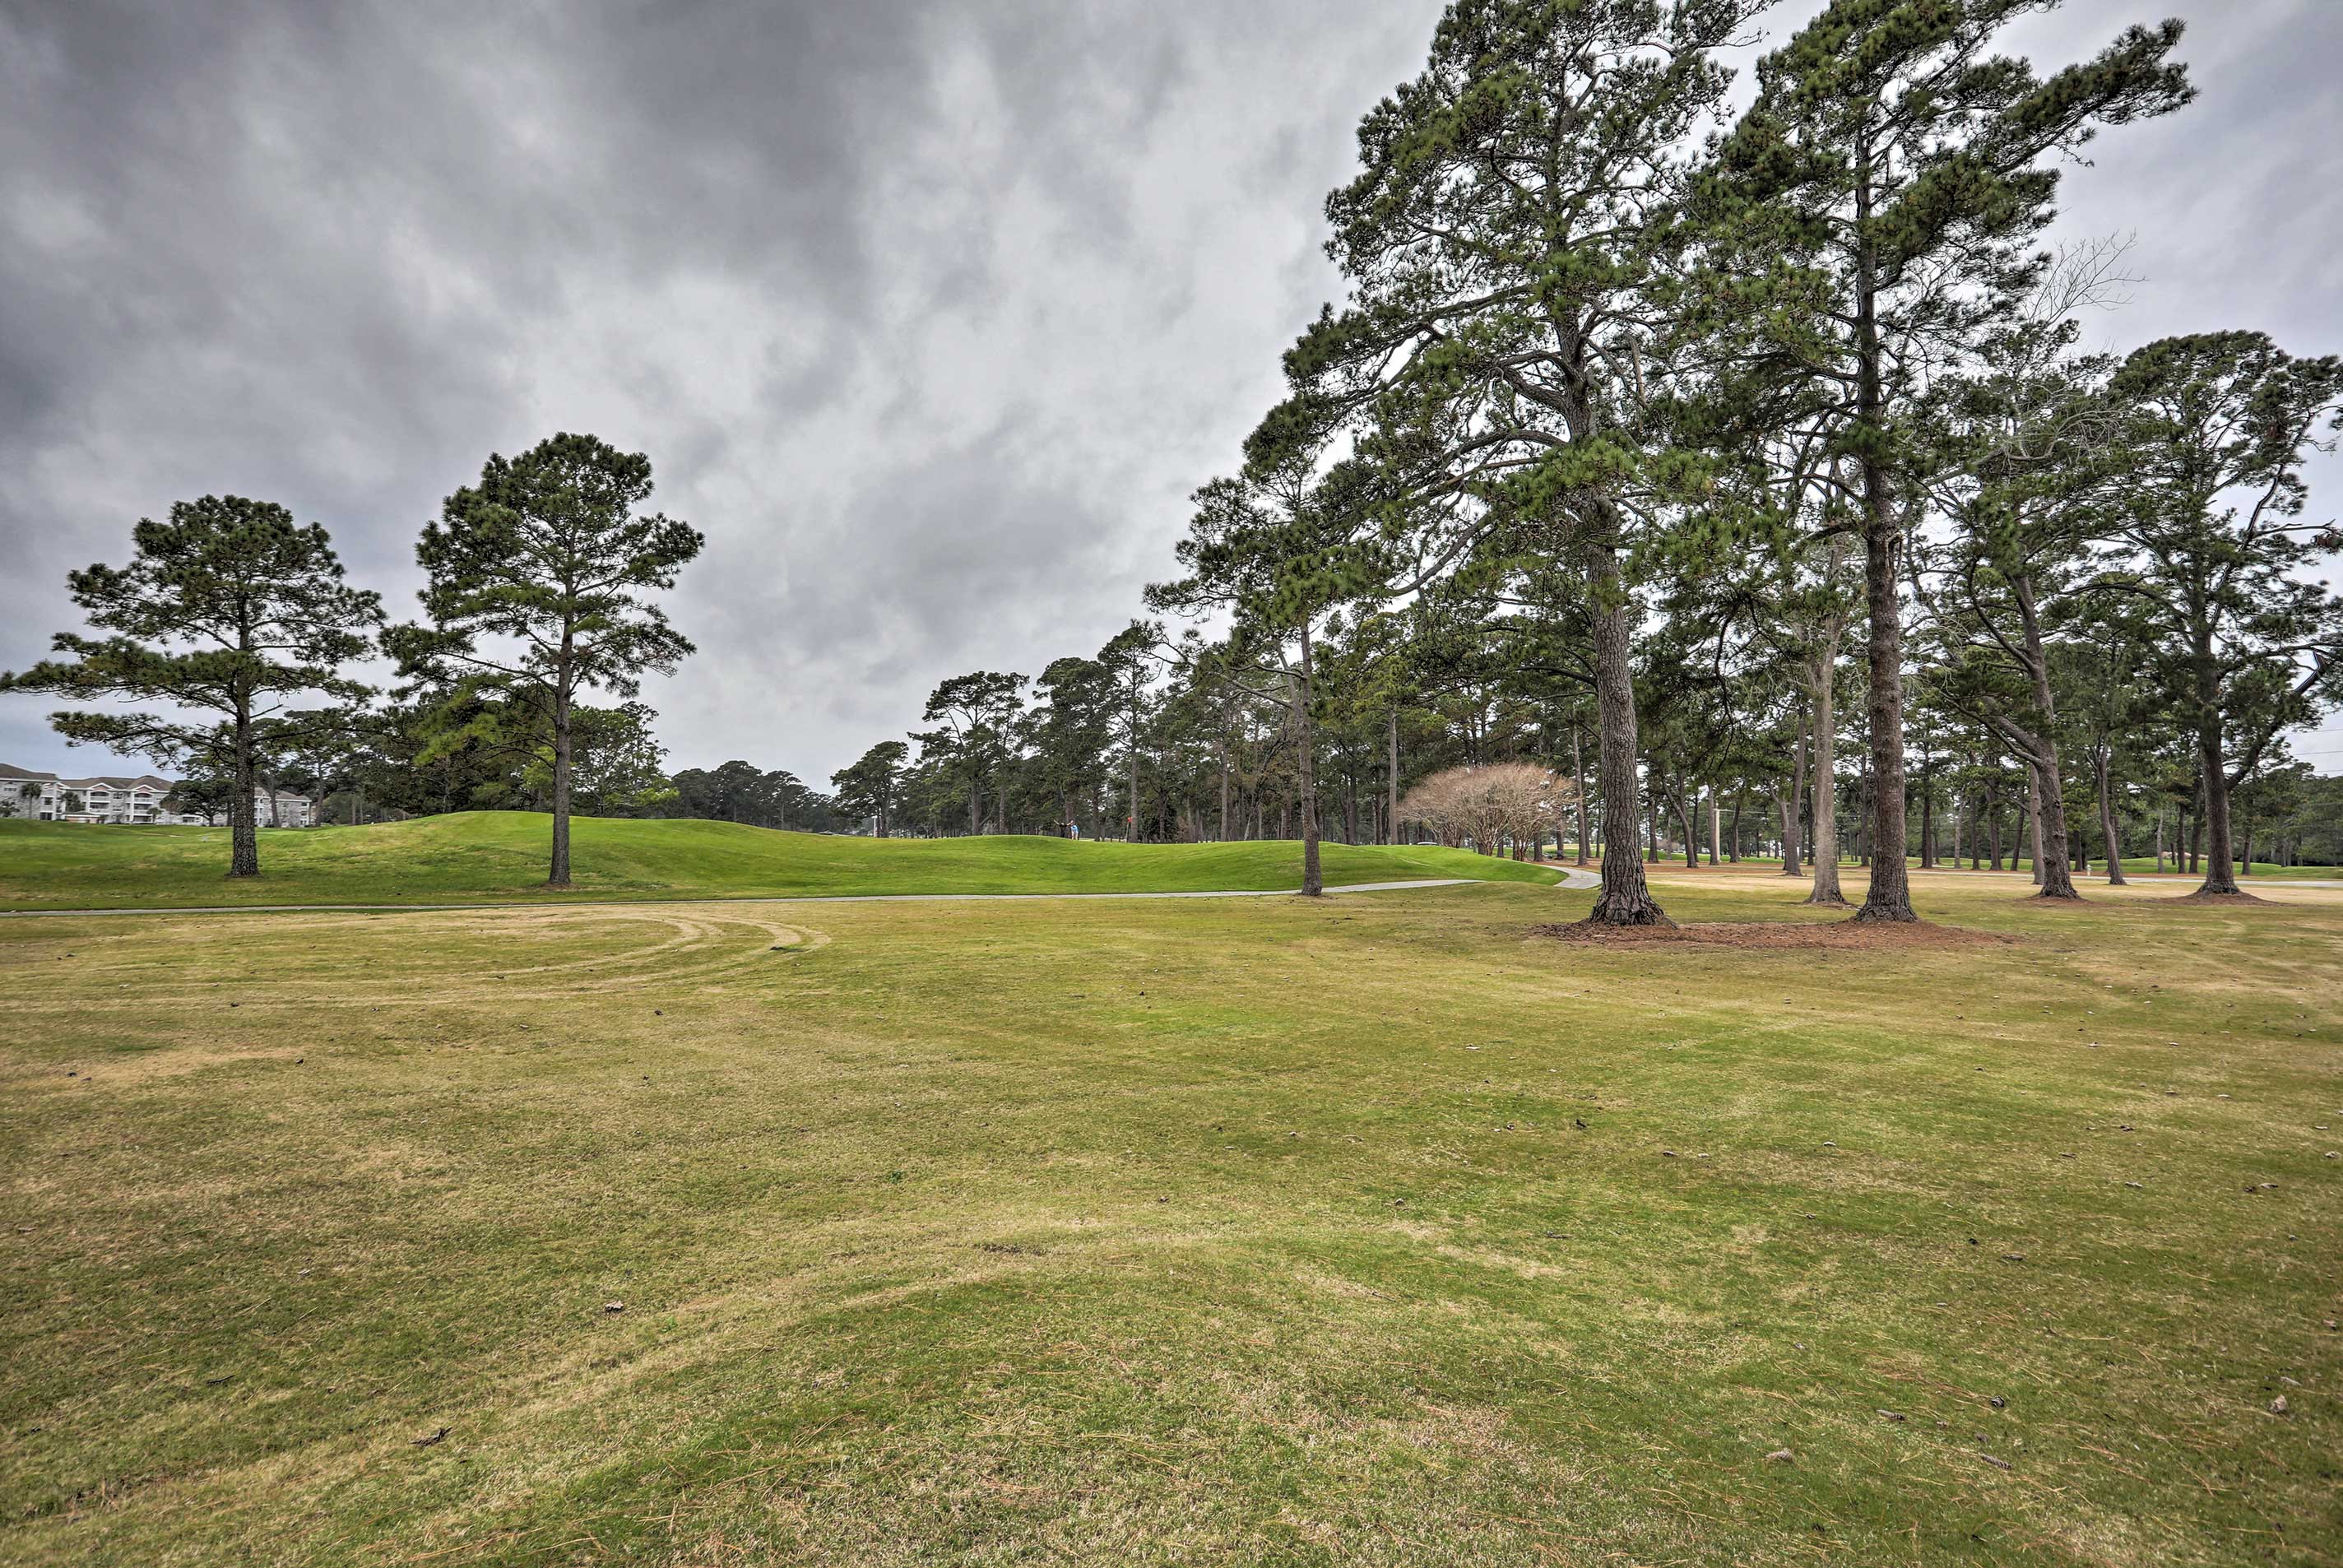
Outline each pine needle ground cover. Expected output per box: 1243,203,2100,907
2,875,2336,1565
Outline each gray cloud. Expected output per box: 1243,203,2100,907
5,0,2340,784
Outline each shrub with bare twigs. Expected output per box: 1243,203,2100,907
1399,763,1574,856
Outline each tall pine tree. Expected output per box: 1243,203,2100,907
4,495,380,877
387,433,703,888
1707,0,2190,920
1266,0,1764,925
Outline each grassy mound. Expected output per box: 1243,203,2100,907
0,811,1562,910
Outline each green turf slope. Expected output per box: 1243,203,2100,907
0,811,1563,910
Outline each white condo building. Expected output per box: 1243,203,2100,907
0,764,312,827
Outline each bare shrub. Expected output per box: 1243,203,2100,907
1399,763,1573,856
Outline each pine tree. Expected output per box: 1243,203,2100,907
1152,413,1388,893
917,672,1029,836
1264,0,1765,925
832,740,912,837
1705,0,2191,921
386,433,703,887
2095,332,2343,896
3,495,380,876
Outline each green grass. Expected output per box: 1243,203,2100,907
1,871,2336,1565
1924,855,2340,881
2112,856,2342,880
0,812,1560,910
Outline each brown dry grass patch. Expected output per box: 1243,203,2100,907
1531,917,2015,949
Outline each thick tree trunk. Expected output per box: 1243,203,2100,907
1806,661,1846,907
549,681,574,888
229,707,260,878
2021,754,2079,898
1587,551,1667,925
2183,624,2250,895
2196,714,2242,895
1728,787,1742,863
1854,505,1914,921
1850,156,1915,922
2025,768,2048,888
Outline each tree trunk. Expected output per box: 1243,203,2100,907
2193,652,2243,895
1781,705,1806,877
1807,660,1847,907
1997,577,2079,898
2025,768,2046,888
1728,787,1742,864
1572,725,1591,866
229,706,260,878
2024,753,2080,897
1296,626,1321,897
1851,163,1915,923
1387,706,1400,848
2095,753,2127,886
1587,550,1668,925
549,680,574,888
1918,758,1935,868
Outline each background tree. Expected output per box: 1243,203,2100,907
529,702,674,818
917,671,1028,835
387,432,703,888
1095,624,1162,842
1275,0,1765,925
2,495,380,875
2096,332,2343,895
1152,417,1382,893
832,740,911,837
160,773,239,826
1028,661,1111,837
1706,0,2191,920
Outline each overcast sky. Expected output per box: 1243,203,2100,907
3,0,2339,786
